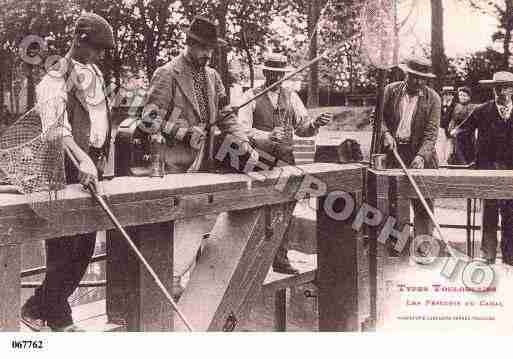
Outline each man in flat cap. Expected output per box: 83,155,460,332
455,72,513,265
379,57,441,259
141,16,252,296
238,52,332,274
21,12,115,331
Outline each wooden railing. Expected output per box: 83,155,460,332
0,163,365,332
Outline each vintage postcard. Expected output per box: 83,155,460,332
0,0,511,356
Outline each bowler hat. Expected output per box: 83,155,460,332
186,16,227,48
75,12,115,49
259,52,295,72
398,57,436,79
479,71,513,86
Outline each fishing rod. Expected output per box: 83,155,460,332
392,148,464,260
64,147,194,332
232,42,346,115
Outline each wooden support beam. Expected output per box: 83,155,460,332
106,221,174,331
367,172,412,330
367,171,384,330
175,202,295,331
317,190,363,331
274,289,287,331
0,244,20,331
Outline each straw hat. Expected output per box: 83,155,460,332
479,71,513,86
398,57,436,79
259,52,295,72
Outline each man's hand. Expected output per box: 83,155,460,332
269,126,286,142
383,131,396,151
314,112,333,128
79,156,99,192
189,126,206,150
410,155,425,169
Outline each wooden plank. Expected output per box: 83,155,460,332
369,168,513,199
1,163,363,208
0,165,364,245
106,222,174,331
317,190,363,332
175,202,295,331
274,289,287,331
388,177,411,258
366,171,383,331
0,244,20,331
106,227,138,327
72,300,124,332
261,251,317,296
135,221,174,331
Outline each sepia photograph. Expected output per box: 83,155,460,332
0,0,512,356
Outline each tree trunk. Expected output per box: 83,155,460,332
431,0,445,93
26,65,35,109
215,1,230,95
240,26,255,88
503,0,513,69
245,48,255,89
307,0,320,108
145,34,158,81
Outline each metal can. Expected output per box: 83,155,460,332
371,153,386,170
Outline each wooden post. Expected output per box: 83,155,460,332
317,190,363,331
274,288,287,331
0,244,20,331
106,221,174,331
367,171,385,330
367,171,410,330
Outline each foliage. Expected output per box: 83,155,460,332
0,0,384,111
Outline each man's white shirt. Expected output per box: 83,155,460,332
36,59,109,148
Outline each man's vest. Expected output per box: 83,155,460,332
252,86,295,164
63,57,111,183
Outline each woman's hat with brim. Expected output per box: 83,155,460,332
479,71,513,87
259,53,295,72
398,57,436,79
186,16,227,48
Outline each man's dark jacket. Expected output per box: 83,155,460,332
380,81,441,168
458,100,513,169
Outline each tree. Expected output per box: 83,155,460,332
230,0,276,88
493,0,513,69
460,48,504,102
130,0,186,81
0,0,78,112
431,0,446,92
307,0,321,107
459,0,513,70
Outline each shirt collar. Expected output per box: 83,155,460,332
401,82,423,98
495,100,513,119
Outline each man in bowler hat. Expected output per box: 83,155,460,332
141,16,253,296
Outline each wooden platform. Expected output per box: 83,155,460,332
20,252,317,332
